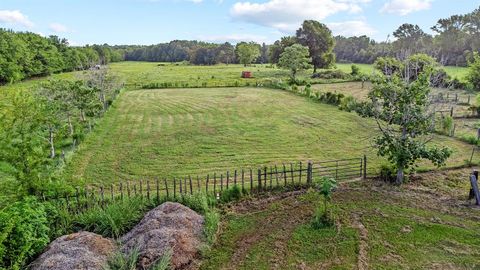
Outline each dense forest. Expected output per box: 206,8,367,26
334,6,480,66
0,29,123,84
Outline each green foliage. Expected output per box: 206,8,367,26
311,206,334,229
367,72,452,184
296,20,336,71
311,177,337,229
338,95,357,112
467,52,480,91
176,192,212,214
219,185,243,203
204,210,220,245
351,64,360,76
105,248,171,270
0,197,50,270
74,197,150,238
105,248,140,270
0,29,121,84
374,57,404,76
235,42,261,66
311,69,350,80
277,44,312,81
379,163,396,183
441,116,454,135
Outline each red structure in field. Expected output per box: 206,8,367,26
241,71,252,78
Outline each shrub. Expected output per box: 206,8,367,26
176,192,211,214
311,177,337,229
460,134,479,146
351,64,360,76
312,206,334,229
203,210,220,245
74,197,150,238
441,116,454,136
311,69,350,80
219,185,243,203
338,95,357,112
379,163,396,183
0,197,50,270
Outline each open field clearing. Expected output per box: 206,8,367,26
64,87,479,186
0,62,468,93
201,168,480,269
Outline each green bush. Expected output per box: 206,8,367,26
219,185,243,203
311,69,351,80
204,210,220,245
338,95,357,112
441,116,454,135
0,197,50,270
379,163,396,183
312,205,334,229
74,197,150,238
351,64,360,76
176,192,211,214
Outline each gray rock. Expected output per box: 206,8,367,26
120,202,204,269
30,231,115,270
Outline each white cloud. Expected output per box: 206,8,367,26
380,0,432,16
230,0,371,32
0,10,34,28
327,20,376,37
49,23,69,33
198,33,271,44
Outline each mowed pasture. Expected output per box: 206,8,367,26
64,87,479,186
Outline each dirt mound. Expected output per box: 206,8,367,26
29,231,115,270
120,202,204,269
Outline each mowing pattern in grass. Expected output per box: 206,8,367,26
64,87,479,186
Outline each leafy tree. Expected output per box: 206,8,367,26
312,176,337,229
0,90,49,193
235,42,260,66
374,56,404,76
296,20,335,72
467,52,480,91
269,36,297,64
366,70,451,184
277,44,312,81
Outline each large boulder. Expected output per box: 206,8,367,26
30,231,115,270
120,202,204,269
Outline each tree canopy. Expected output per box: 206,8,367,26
296,20,335,72
277,44,312,81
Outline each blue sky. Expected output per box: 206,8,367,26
0,0,479,45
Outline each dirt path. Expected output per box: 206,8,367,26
352,213,369,270
222,190,314,270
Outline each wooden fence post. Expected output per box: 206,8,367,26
241,169,245,191
469,173,480,206
234,170,237,186
258,169,262,191
164,178,169,199
307,161,313,185
283,164,287,186
264,167,267,189
363,155,367,180
299,162,303,184
290,163,294,184
146,180,150,200
189,176,193,195
173,178,177,199
206,174,210,194
226,171,230,190
250,169,253,191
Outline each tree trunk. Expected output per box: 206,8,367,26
80,110,86,122
396,167,404,185
67,115,74,136
313,65,317,74
49,127,55,159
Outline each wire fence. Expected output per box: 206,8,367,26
42,156,368,213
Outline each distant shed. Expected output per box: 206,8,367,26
241,71,252,78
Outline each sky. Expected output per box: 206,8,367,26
0,0,479,46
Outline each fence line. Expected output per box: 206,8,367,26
44,156,367,213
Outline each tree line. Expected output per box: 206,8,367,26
334,6,480,66
0,29,123,84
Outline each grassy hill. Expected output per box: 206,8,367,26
63,87,479,186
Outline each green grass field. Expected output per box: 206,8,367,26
0,62,469,93
63,86,479,187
